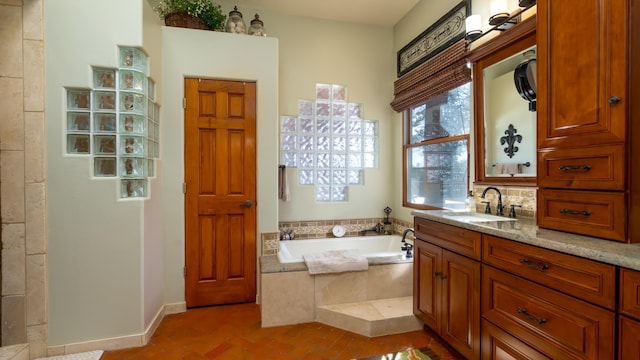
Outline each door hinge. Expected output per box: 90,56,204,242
183,266,186,277
183,182,187,194
183,97,186,109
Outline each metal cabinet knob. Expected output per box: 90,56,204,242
608,96,621,104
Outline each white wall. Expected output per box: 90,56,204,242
45,0,151,345
141,0,165,330
160,28,279,305
213,3,397,221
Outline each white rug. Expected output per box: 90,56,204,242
35,350,104,360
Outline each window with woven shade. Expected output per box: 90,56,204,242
397,39,471,210
391,39,471,112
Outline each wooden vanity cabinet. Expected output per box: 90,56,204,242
483,235,616,309
482,265,615,359
536,0,640,243
482,236,616,359
414,218,481,360
619,268,640,360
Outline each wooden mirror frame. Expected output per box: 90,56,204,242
469,16,536,186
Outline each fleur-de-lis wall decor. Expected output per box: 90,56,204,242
500,124,522,158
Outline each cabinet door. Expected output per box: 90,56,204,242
620,268,640,320
442,249,481,360
537,0,627,148
619,316,640,360
413,239,441,331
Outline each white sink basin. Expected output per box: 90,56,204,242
442,211,516,222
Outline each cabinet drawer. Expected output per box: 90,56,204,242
482,235,616,310
537,145,625,190
482,265,615,359
482,320,550,360
415,217,481,260
537,189,626,242
620,268,640,320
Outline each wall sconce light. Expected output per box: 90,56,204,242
489,0,510,25
465,0,536,44
465,15,482,41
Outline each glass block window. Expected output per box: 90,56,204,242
280,83,378,202
65,46,160,199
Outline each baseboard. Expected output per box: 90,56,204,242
164,301,187,315
45,301,187,356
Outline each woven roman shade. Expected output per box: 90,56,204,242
391,39,471,112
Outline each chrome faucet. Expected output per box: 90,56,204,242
401,228,414,258
480,186,504,215
360,222,384,236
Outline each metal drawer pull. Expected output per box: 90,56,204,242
519,258,549,271
517,308,547,324
559,209,591,216
558,165,591,171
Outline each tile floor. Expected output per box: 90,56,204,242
101,303,462,360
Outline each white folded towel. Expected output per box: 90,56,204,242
302,249,369,275
494,162,522,175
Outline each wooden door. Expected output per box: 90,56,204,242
442,249,481,360
413,239,441,331
184,78,257,307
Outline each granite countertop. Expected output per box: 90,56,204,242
412,210,640,271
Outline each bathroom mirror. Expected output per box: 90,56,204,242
469,16,536,185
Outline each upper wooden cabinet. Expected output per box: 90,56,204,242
536,0,640,243
537,0,627,148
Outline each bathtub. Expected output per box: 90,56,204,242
277,235,410,264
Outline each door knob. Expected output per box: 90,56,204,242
608,96,621,104
240,200,253,208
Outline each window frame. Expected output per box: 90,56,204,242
402,91,471,211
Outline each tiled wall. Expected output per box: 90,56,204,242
472,184,537,218
261,217,414,256
0,0,47,357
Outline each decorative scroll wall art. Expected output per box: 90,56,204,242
397,0,470,77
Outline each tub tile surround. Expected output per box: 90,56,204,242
260,263,414,329
264,217,415,257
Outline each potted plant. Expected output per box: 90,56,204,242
153,0,226,31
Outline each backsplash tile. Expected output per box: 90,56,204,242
473,184,537,218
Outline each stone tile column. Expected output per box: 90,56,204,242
0,0,47,357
